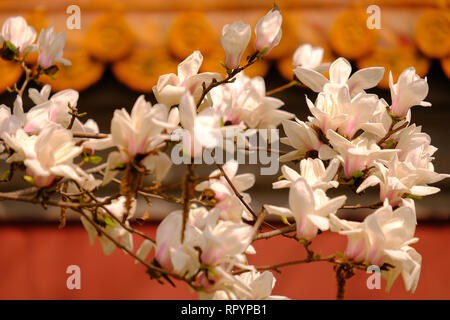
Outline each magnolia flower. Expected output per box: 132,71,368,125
389,68,431,118
359,98,393,140
332,199,421,293
153,50,221,107
0,96,25,135
196,160,255,222
2,126,92,187
28,84,51,104
292,44,329,72
394,124,431,161
273,158,340,191
37,26,71,69
209,72,293,129
200,270,289,300
200,210,253,266
154,211,201,276
336,90,379,139
306,88,347,134
279,119,323,162
235,270,289,300
175,92,222,158
19,89,79,134
221,21,251,70
254,6,282,54
25,85,99,138
0,16,36,53
357,157,449,206
81,197,136,256
295,57,384,97
265,177,346,240
83,95,175,184
324,130,398,179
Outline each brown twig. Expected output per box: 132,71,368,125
181,163,195,243
195,52,260,109
254,224,297,240
341,201,383,210
377,120,409,146
266,80,299,96
72,132,109,139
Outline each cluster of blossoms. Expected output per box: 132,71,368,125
0,6,447,299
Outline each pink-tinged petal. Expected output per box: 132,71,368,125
177,50,203,81
347,67,384,95
307,214,329,231
329,57,351,84
294,67,328,92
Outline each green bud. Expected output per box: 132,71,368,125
104,217,115,227
23,175,34,184
88,155,103,165
352,170,364,179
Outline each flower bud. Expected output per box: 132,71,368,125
254,6,282,55
37,26,71,69
221,21,251,70
389,67,431,118
0,16,36,53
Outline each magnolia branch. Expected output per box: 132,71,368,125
266,80,300,96
195,52,261,109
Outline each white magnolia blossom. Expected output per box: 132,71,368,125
154,208,253,281
254,6,282,54
273,158,340,191
84,95,175,184
153,50,221,107
154,210,201,277
295,57,384,97
279,119,324,162
81,197,136,256
2,125,97,188
357,157,449,206
307,85,380,140
324,130,398,179
200,270,288,300
292,44,329,73
176,91,223,158
265,177,346,240
0,16,36,53
19,88,79,134
200,211,253,266
221,21,251,70
37,26,71,68
209,72,293,129
330,199,421,293
196,160,255,222
389,68,430,118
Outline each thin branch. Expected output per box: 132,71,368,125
72,132,109,139
80,187,155,244
377,120,408,146
341,201,383,210
195,52,260,109
216,163,257,220
71,207,183,283
181,164,195,243
266,80,299,96
254,224,296,240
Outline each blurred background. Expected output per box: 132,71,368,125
0,0,449,299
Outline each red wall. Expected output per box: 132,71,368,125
1,222,449,300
